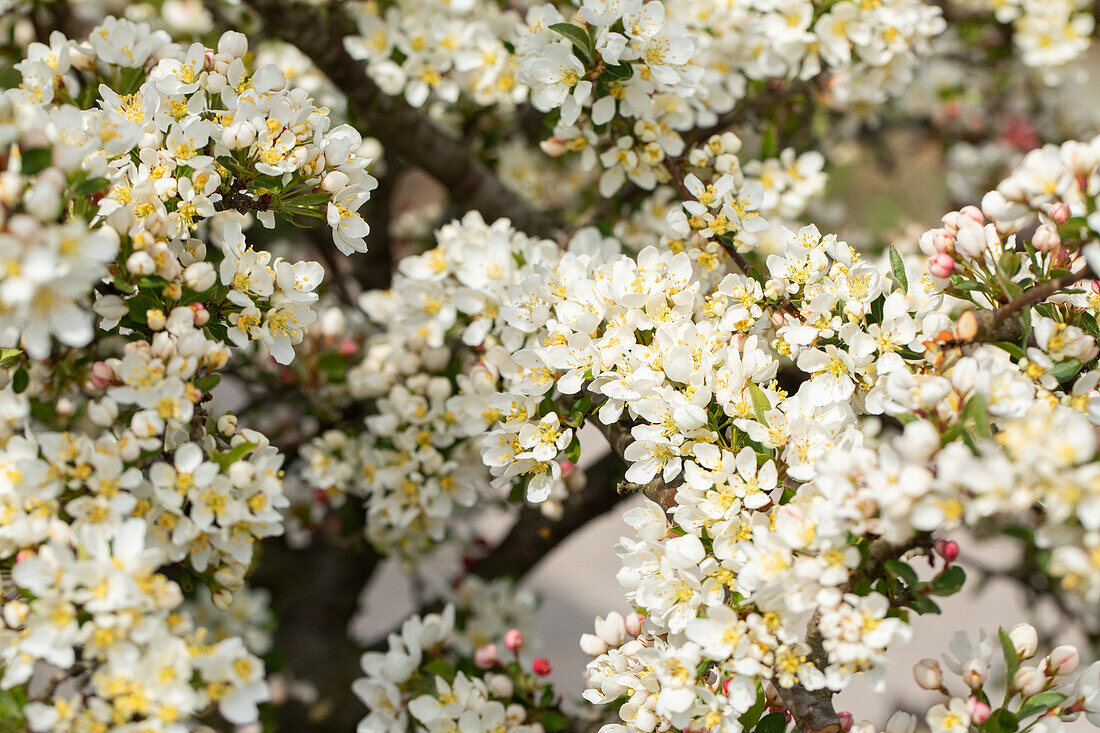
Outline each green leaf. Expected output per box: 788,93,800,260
739,683,767,729
564,436,581,464
1049,359,1084,384
746,382,771,425
213,442,257,471
538,711,569,732
20,147,52,176
194,373,222,394
567,395,592,427
422,658,456,683
906,594,941,615
962,395,991,439
549,23,595,66
1018,692,1067,719
885,559,919,587
73,176,110,197
931,566,966,596
889,245,908,294
986,708,1019,733
999,627,1020,699
993,341,1026,361
755,711,787,733
11,368,28,394
602,63,634,82
0,349,20,366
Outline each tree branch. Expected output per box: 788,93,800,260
233,0,562,239
955,265,1095,343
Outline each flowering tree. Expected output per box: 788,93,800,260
7,0,1100,732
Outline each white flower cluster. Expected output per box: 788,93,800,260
353,577,538,733
0,18,386,731
518,0,945,196
344,0,525,109
956,0,1094,72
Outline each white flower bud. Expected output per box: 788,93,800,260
914,659,943,690
183,261,217,292
505,704,526,726
146,309,167,331
218,30,248,58
1009,623,1038,660
580,633,609,657
222,121,256,150
218,414,238,436
486,674,513,699
594,611,627,647
88,398,119,427
886,712,917,733
1014,666,1045,696
212,588,234,611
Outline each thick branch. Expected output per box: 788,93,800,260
955,266,1094,343
236,0,561,239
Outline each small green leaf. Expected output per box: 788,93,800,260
11,368,28,394
755,711,787,733
537,711,568,732
194,373,222,394
889,245,908,294
906,594,941,615
1049,359,1084,384
602,63,634,82
564,436,581,464
1018,692,1067,719
999,627,1020,696
931,566,966,596
549,23,595,66
885,559,919,587
73,176,110,197
422,658,456,683
20,147,52,176
746,382,771,425
213,441,257,471
0,349,21,366
567,395,592,427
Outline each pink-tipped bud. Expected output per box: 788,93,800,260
960,205,985,225
929,252,956,279
504,629,524,652
935,539,959,562
90,361,115,389
475,644,499,670
967,697,991,724
1050,202,1071,223
1032,223,1061,253
1092,280,1100,294
838,712,854,732
1014,666,1045,696
932,229,954,254
1047,645,1080,676
532,658,552,676
189,302,210,326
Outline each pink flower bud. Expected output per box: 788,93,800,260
90,361,115,389
532,658,552,676
929,252,955,279
960,206,985,225
338,338,358,357
1050,202,1071,223
967,697,991,724
1092,280,1100,294
935,539,959,562
932,229,954,253
625,612,644,637
838,712,854,731
1032,223,1061,253
504,628,524,652
1047,645,1080,676
475,644,499,670
189,303,210,326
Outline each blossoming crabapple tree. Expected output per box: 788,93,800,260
8,0,1100,732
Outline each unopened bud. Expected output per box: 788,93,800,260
885,712,917,733
1008,623,1038,660
474,644,499,670
1014,666,1045,696
1032,223,1061,253
532,658,552,676
580,633,608,657
967,697,991,724
504,628,523,652
935,539,959,562
1047,645,1080,676
914,659,943,690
